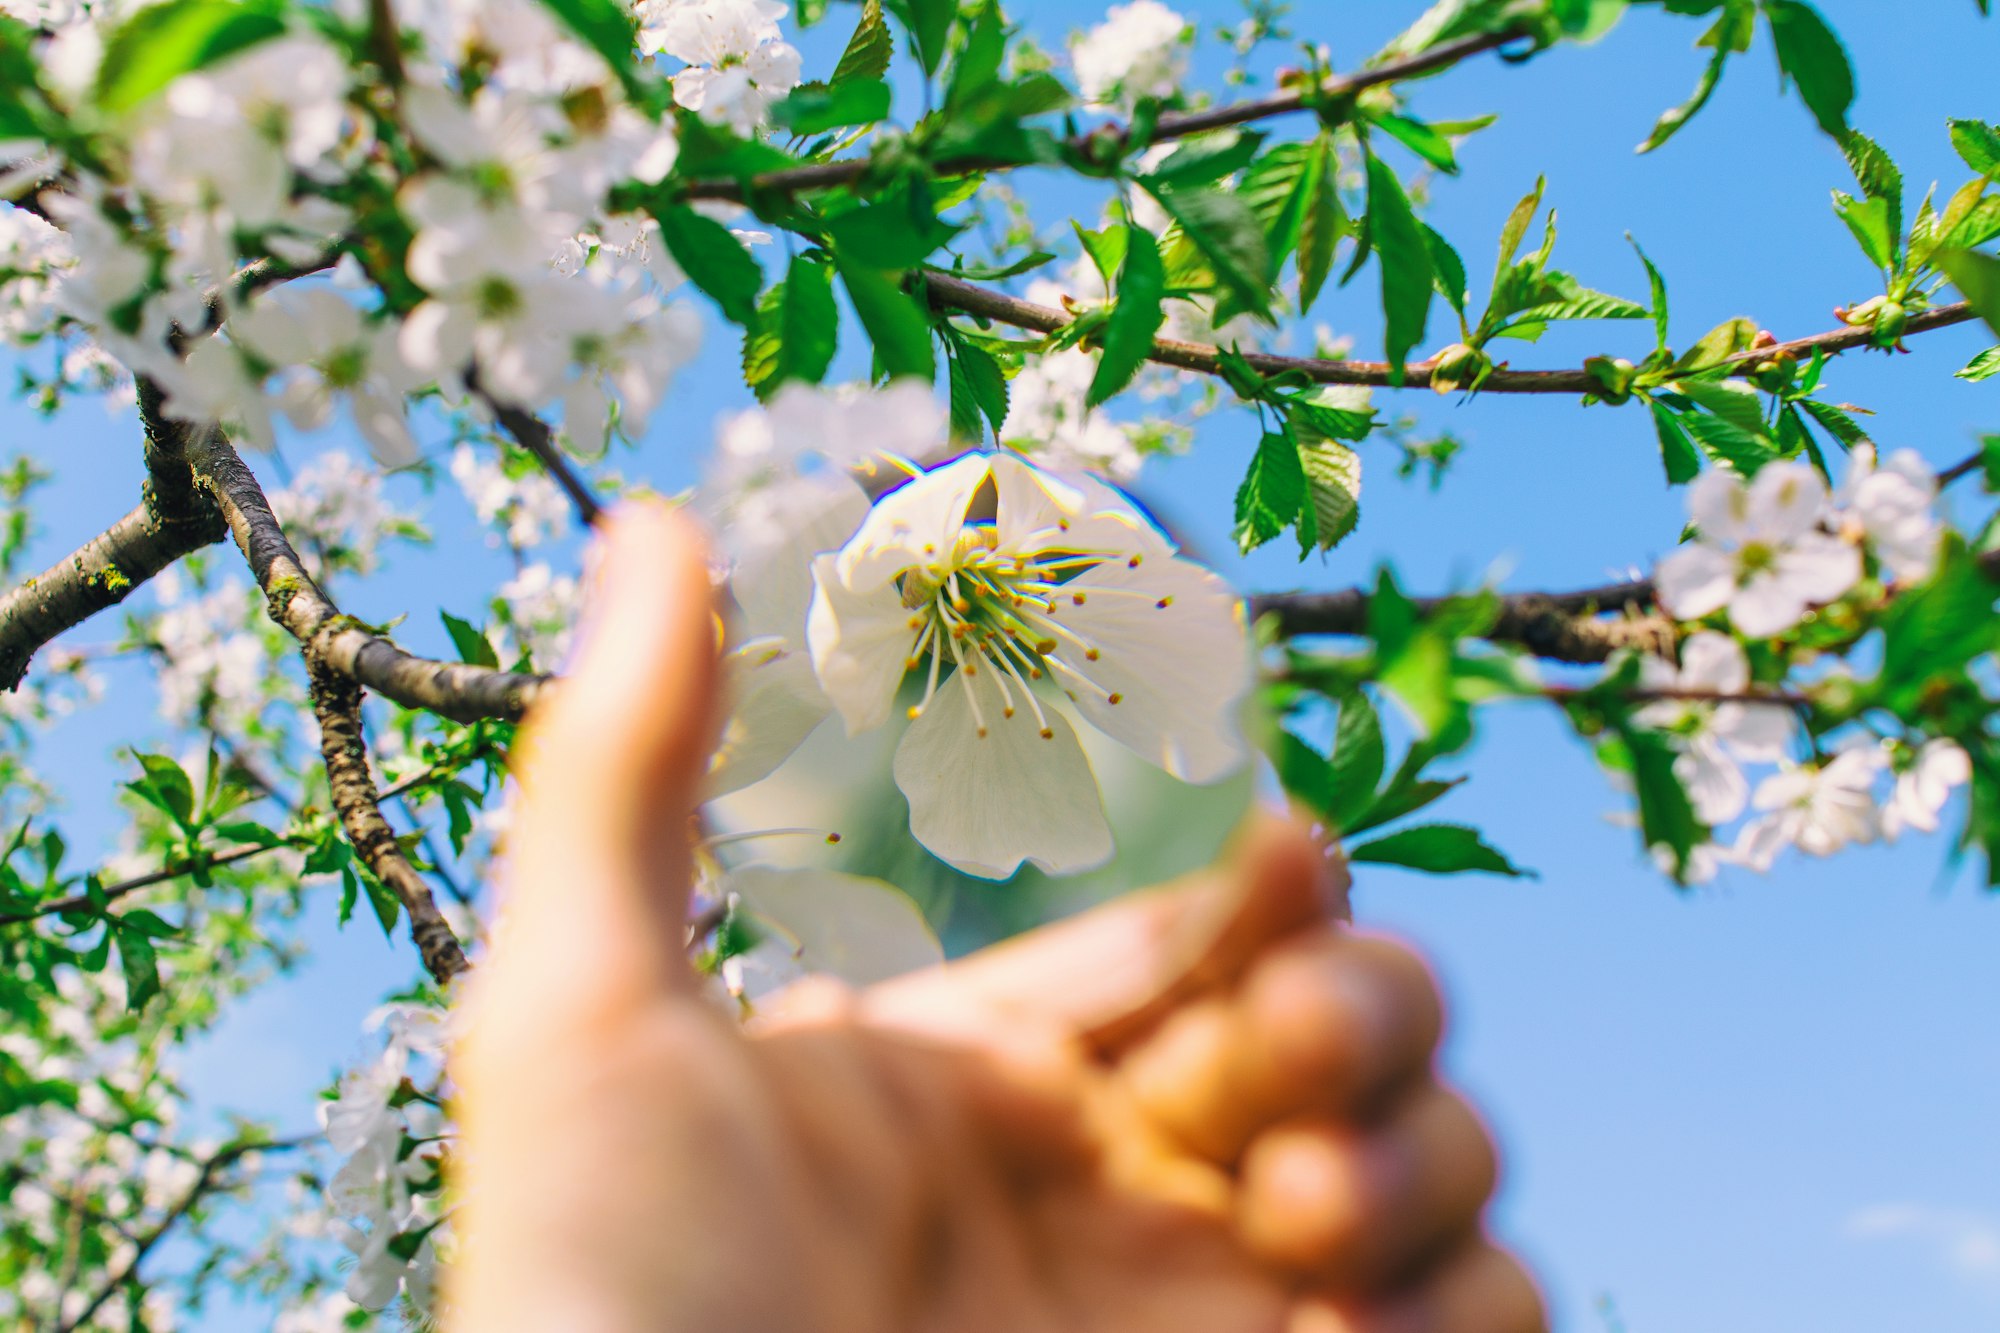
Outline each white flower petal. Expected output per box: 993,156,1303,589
805,553,914,734
893,665,1112,879
1677,631,1749,693
835,452,991,590
707,648,830,798
1728,569,1809,638
724,865,942,989
1686,469,1751,545
1746,460,1827,541
1774,533,1861,604
1053,555,1250,783
1656,544,1736,621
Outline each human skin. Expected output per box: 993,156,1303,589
448,503,1545,1333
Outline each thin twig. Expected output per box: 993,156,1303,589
1251,581,1670,663
681,29,1527,202
928,272,1978,394
469,373,604,528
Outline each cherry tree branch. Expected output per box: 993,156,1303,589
309,660,470,983
925,272,1979,393
0,381,227,689
1251,580,1670,663
181,427,551,722
682,28,1529,203
470,375,604,527
52,1135,309,1333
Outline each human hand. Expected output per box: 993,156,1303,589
449,502,1544,1333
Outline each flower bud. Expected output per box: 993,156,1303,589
1429,342,1490,395
1871,299,1908,347
1583,354,1636,404
1749,352,1796,392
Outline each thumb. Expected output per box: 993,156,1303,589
500,501,721,998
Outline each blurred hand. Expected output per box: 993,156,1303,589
449,502,1544,1333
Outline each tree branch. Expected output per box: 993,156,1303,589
469,374,603,528
0,381,227,689
181,427,551,722
1250,580,1670,664
309,660,470,984
52,1135,307,1333
681,28,1528,203
925,272,1979,394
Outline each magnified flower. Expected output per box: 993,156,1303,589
807,452,1249,878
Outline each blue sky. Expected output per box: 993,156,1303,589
9,2,2000,1329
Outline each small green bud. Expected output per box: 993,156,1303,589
1429,343,1491,395
1583,355,1637,405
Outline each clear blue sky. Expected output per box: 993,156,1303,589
10,3,2000,1329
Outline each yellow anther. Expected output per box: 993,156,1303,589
826,832,842,844
1003,706,1015,718
1039,727,1054,740
1072,593,1087,605
1085,648,1100,662
1036,638,1057,653
907,614,925,630
907,705,923,720
1107,692,1123,705
1156,596,1173,609
904,657,922,670
976,726,989,739
952,597,971,613
1128,555,1143,568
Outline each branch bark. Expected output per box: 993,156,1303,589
181,427,551,722
310,660,470,984
0,381,226,689
682,28,1527,203
1250,580,1671,664
925,273,1979,395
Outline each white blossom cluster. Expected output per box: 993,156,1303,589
315,1001,452,1315
1072,0,1192,109
639,0,805,133
1647,448,1966,876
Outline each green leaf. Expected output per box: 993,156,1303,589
440,611,499,669
349,865,401,940
1503,286,1648,325
1148,130,1266,189
533,0,638,73
882,0,952,75
1236,142,1313,265
1637,11,1740,153
1422,223,1468,315
94,0,287,114
1942,197,2000,252
1832,191,1895,271
1650,402,1704,484
948,332,1010,433
1949,117,2000,176
1364,154,1433,383
1074,222,1127,288
1326,691,1386,831
770,79,891,134
1682,411,1777,472
1957,346,2000,382
655,206,762,326
1614,720,1707,882
1673,377,1764,433
1349,823,1530,877
1672,315,1759,372
1088,223,1166,407
1838,128,1903,245
129,753,197,829
838,260,936,380
773,254,838,387
1878,539,1997,711
1630,234,1670,351
1795,396,1870,449
831,0,893,83
116,930,161,1011
1763,0,1854,137
1296,134,1346,313
822,186,962,269
944,0,1004,109
1939,249,2000,338
1233,431,1305,554
1368,110,1460,174
1144,184,1274,325
1494,178,1546,282
1298,438,1362,554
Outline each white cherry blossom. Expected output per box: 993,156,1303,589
1000,345,1149,481
1833,444,1941,583
231,288,424,467
1656,462,1861,637
1635,631,1794,824
1882,738,1971,840
641,0,803,133
807,451,1249,877
1733,744,1886,870
1073,0,1191,109
449,443,569,549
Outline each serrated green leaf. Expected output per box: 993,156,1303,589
949,333,1010,434
440,611,499,669
1298,438,1361,554
831,0,893,83
1838,129,1903,244
1422,223,1468,315
130,753,197,828
1650,401,1704,485
1088,223,1166,407
771,78,891,134
1878,539,1996,711
1638,13,1738,153
1364,154,1433,383
1494,177,1546,280
1683,410,1778,472
1614,718,1707,882
1957,346,2000,382
1147,130,1266,189
95,0,287,115
656,206,762,326
1369,110,1460,174
1349,822,1530,877
1297,134,1345,313
1832,190,1895,271
1950,117,2000,176
1326,691,1386,831
116,930,160,1011
882,0,952,75
1764,0,1854,137
775,254,838,386
1795,396,1869,449
839,260,935,380
1236,142,1313,266
1144,184,1274,324
1630,233,1670,351
1672,315,1759,372
1074,222,1127,289
1233,431,1305,554
1673,377,1765,433
1940,249,2000,338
